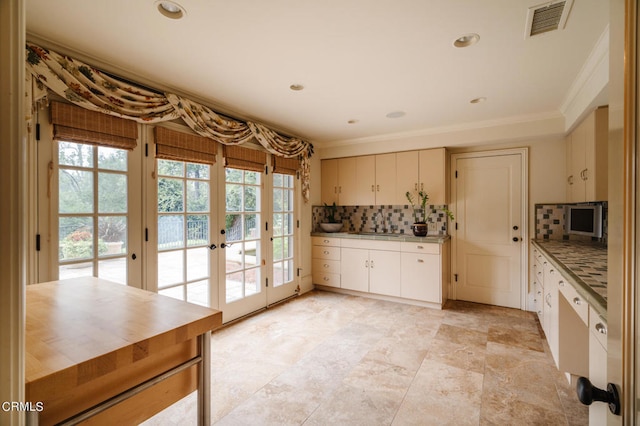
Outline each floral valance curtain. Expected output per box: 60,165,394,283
26,42,313,201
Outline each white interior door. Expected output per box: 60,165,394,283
452,151,526,309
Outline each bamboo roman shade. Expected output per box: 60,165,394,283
154,127,218,165
273,156,300,176
51,101,138,150
223,145,267,172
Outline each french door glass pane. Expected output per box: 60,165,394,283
225,168,262,303
157,159,211,306
272,173,294,288
57,141,129,283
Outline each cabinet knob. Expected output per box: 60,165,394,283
573,297,582,305
323,250,329,255
323,264,329,268
567,175,574,185
595,323,607,335
559,280,565,286
417,259,424,263
323,277,330,281
417,245,424,249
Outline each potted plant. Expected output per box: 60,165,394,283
319,202,343,232
406,189,430,236
406,189,455,236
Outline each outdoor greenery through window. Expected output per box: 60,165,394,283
157,159,211,306
58,141,128,283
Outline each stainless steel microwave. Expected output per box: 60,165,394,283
565,204,603,238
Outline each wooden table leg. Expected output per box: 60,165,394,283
198,331,211,426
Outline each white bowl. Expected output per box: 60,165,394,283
319,223,343,232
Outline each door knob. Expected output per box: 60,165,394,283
513,225,519,230
512,237,520,242
576,377,621,415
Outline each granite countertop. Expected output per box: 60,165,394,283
531,239,607,318
311,232,450,244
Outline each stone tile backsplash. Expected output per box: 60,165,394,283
535,202,607,243
312,205,451,235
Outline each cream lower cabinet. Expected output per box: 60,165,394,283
400,242,442,303
312,237,341,288
588,305,607,425
542,260,560,367
341,240,400,296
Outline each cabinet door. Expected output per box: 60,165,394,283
585,107,608,201
589,331,608,425
369,250,401,297
355,155,376,205
543,268,559,366
375,153,396,205
338,157,357,205
569,120,587,202
340,248,369,292
418,148,447,205
321,159,338,205
396,151,419,205
400,252,440,302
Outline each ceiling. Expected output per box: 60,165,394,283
25,0,610,147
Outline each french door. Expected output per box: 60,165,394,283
219,167,266,322
155,159,216,307
267,172,299,304
218,167,299,322
55,141,141,286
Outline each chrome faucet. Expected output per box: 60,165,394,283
377,212,387,233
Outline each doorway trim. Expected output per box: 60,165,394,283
449,148,529,310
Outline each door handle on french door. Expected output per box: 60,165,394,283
209,244,217,250
220,242,232,249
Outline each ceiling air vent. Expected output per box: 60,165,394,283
525,0,574,38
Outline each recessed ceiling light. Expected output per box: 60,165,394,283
386,111,406,119
470,97,487,104
156,1,186,19
289,84,304,91
453,33,480,48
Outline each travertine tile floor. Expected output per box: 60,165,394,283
143,290,588,425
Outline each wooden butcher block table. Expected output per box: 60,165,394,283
25,277,222,425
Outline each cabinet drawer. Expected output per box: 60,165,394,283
312,236,340,247
313,271,340,288
312,246,340,260
313,258,341,274
589,305,607,350
559,280,589,326
400,242,440,255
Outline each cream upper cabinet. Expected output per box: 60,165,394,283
418,148,448,205
396,151,419,205
321,159,339,205
375,153,397,205
337,157,358,205
566,106,608,202
321,148,449,207
355,155,376,205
